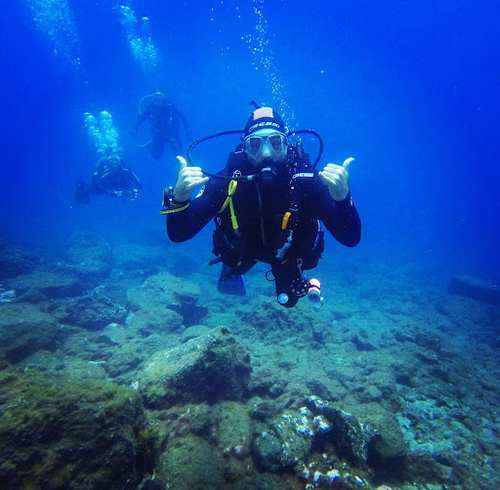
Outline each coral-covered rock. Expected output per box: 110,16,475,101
0,239,40,280
140,326,252,409
0,368,158,490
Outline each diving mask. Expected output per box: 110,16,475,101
243,129,288,163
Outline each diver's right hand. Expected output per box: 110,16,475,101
172,156,209,202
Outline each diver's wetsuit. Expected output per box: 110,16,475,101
74,160,142,204
136,99,189,159
91,163,142,200
166,149,361,306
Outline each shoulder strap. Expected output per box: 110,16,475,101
218,180,239,231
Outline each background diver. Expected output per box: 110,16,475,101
74,153,142,204
133,90,191,160
162,105,361,308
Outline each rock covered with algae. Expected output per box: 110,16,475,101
140,326,252,409
0,368,158,489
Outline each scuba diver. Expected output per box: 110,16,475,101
161,104,361,308
133,90,191,159
74,153,142,204
75,110,142,205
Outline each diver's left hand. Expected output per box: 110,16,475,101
319,157,354,201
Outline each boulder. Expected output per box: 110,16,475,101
306,395,373,467
180,324,212,343
157,434,223,490
253,409,312,472
0,303,70,362
0,368,157,489
127,305,183,336
49,295,127,330
215,401,253,458
140,326,252,409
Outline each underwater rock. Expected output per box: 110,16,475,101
253,409,312,472
105,343,144,379
393,321,444,353
140,326,252,409
157,434,224,490
449,274,500,307
364,405,408,472
303,396,408,479
305,396,373,467
359,370,401,409
402,450,456,487
151,401,261,488
306,376,348,402
243,298,308,337
127,305,183,336
215,401,253,459
349,333,377,352
158,402,216,440
63,229,113,278
251,397,406,484
11,269,86,300
249,396,276,421
49,295,127,330
127,272,208,326
0,239,40,280
0,303,70,363
0,368,157,489
247,366,289,399
180,324,211,343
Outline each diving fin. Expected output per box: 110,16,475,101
218,264,246,296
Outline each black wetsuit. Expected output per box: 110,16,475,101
166,148,361,305
91,162,142,200
136,99,190,159
74,159,142,204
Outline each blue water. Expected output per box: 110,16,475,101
1,0,499,280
